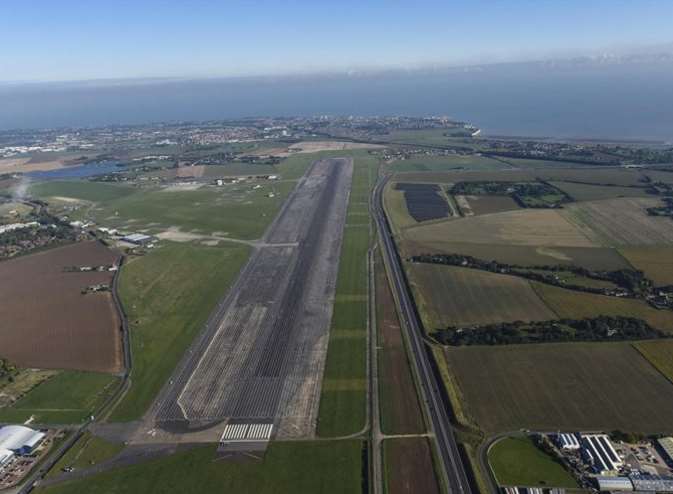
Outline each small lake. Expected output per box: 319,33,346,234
27,160,125,180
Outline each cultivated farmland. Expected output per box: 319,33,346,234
383,438,440,494
376,251,424,435
548,181,651,202
444,343,673,434
634,340,673,382
564,197,673,246
0,241,122,373
461,194,521,216
408,264,555,329
533,282,673,332
401,240,630,271
406,208,595,247
619,246,673,286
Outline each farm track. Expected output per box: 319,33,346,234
151,158,353,436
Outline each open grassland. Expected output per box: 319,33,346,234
408,264,555,330
548,181,650,202
401,240,630,271
488,437,577,488
0,371,119,424
619,246,673,286
376,251,424,435
317,155,376,437
48,432,123,476
444,343,673,434
564,197,673,246
406,208,595,248
29,181,135,202
377,129,458,146
383,438,440,494
634,340,673,383
0,241,122,373
36,440,365,494
387,154,508,173
110,242,250,421
533,282,673,332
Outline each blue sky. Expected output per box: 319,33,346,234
2,0,673,82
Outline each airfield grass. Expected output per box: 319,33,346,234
29,181,135,202
48,432,123,477
444,342,673,435
533,282,673,332
109,242,250,421
87,181,297,239
488,436,577,488
317,155,376,437
0,371,119,424
36,440,365,494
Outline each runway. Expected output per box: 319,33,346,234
152,158,353,438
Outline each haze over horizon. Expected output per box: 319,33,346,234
2,0,673,83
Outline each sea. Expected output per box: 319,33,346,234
2,61,673,142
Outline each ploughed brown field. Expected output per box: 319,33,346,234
0,241,122,373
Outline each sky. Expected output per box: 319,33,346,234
2,0,673,82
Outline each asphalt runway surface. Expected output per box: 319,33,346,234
153,158,353,438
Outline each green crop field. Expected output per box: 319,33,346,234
109,242,250,421
29,181,136,202
36,440,365,494
48,432,123,477
444,342,673,434
488,436,577,488
317,154,376,437
0,371,119,424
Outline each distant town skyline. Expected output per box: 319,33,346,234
2,0,673,83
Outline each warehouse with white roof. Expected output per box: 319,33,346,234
0,425,45,455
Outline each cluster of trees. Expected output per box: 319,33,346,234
0,358,18,386
449,180,570,208
647,197,673,219
433,316,664,346
411,253,650,295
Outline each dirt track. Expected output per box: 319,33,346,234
0,241,123,373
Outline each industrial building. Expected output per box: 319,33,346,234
659,437,673,466
629,474,673,492
594,476,633,492
0,425,45,456
555,433,580,450
580,434,623,474
0,449,13,469
121,233,153,245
